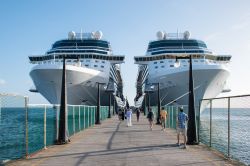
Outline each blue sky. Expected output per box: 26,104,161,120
0,0,250,104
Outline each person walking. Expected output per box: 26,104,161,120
177,107,188,149
160,107,167,131
136,108,141,122
147,108,154,130
126,108,132,127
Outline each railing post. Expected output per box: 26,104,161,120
228,97,231,158
44,105,47,149
25,97,29,159
209,99,212,147
171,107,174,128
56,106,59,141
79,105,80,131
94,107,96,125
83,107,86,129
87,107,89,127
198,100,201,143
73,106,75,135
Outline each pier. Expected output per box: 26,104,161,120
6,115,241,166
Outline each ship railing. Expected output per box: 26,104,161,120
0,94,112,162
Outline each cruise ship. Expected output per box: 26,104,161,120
134,31,231,109
29,31,125,106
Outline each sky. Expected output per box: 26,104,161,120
0,0,250,105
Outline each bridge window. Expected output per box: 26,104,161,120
154,61,157,64
170,65,174,67
101,65,104,68
161,65,165,68
102,61,105,63
85,64,89,67
160,61,164,63
155,66,158,69
94,65,98,67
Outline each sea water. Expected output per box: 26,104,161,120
0,107,57,161
0,107,249,165
200,108,250,165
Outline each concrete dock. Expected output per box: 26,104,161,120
7,115,242,166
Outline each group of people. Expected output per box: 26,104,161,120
118,107,141,127
118,106,188,149
147,107,188,149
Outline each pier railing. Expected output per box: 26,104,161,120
150,97,250,165
199,94,250,165
0,94,112,162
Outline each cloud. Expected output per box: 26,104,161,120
0,79,6,85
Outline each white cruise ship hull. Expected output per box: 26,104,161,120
141,65,229,109
30,64,113,105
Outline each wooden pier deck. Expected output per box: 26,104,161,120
7,115,242,166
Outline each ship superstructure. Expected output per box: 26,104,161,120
29,31,125,106
134,31,231,108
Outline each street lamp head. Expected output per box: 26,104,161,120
150,85,155,89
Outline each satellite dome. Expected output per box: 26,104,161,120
94,31,103,40
156,31,164,40
68,31,76,40
184,31,191,39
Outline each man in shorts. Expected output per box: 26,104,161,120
160,107,167,131
177,107,188,149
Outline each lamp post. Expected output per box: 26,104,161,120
58,57,69,144
144,88,154,116
96,82,106,124
175,55,198,145
108,93,112,118
113,97,116,115
150,83,161,125
106,88,114,118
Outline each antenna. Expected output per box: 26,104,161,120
80,28,83,40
